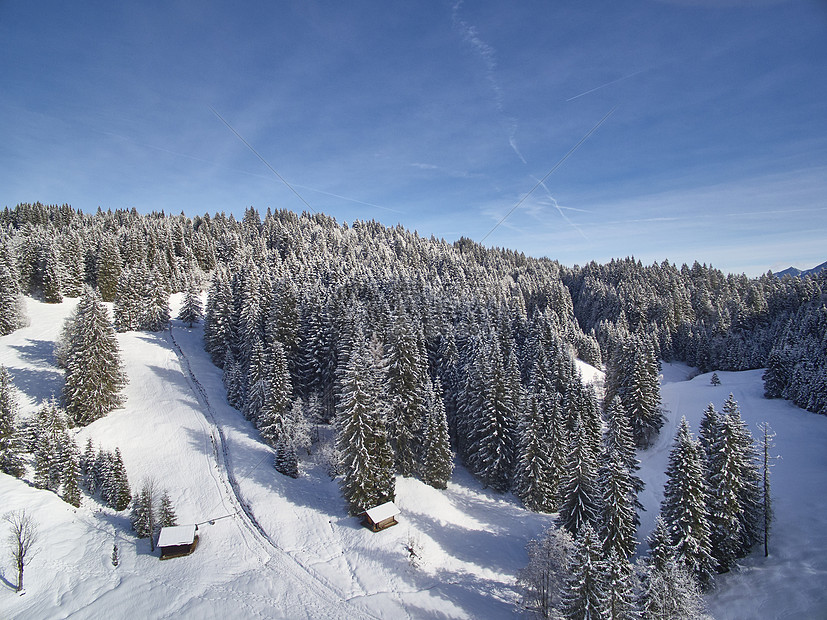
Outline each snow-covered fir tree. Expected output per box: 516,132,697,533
0,256,26,336
0,366,25,477
178,284,203,327
259,341,292,448
598,449,638,560
158,490,178,528
336,326,395,515
557,418,601,536
62,286,127,426
560,524,609,620
659,417,715,589
385,313,428,477
61,439,82,507
514,390,559,512
419,377,453,489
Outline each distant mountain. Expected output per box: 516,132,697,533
774,260,827,278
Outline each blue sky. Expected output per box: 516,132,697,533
2,1,825,276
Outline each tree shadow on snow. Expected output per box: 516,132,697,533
9,339,58,367
6,366,63,406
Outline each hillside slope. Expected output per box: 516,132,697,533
1,297,826,618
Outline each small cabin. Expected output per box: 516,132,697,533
361,501,400,532
158,524,198,559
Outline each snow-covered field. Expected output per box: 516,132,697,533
1,296,826,618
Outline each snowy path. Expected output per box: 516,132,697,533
166,325,377,620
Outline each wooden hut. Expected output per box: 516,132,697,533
361,501,400,532
158,524,198,559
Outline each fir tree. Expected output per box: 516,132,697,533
61,439,82,507
758,422,776,557
560,524,609,620
0,366,25,477
514,390,558,512
178,284,203,327
603,396,643,517
557,419,601,536
131,478,158,550
111,543,120,567
604,549,639,620
33,399,70,492
659,418,715,589
336,327,395,515
0,260,26,336
62,286,127,426
419,377,453,490
108,448,132,511
158,490,177,528
259,342,292,446
598,449,638,560
385,313,428,477
275,435,299,478
710,372,721,386
722,395,763,555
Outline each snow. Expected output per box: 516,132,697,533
1,299,827,618
157,525,196,548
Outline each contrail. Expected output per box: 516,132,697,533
537,179,589,240
566,69,645,102
209,105,316,214
480,105,616,243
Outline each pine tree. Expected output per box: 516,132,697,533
108,448,132,511
336,327,395,515
111,543,120,567
560,524,609,620
61,439,82,507
96,235,122,302
259,342,292,446
178,284,203,327
158,490,177,528
604,549,639,620
0,260,26,336
557,418,601,536
646,515,675,573
514,390,558,512
466,336,517,493
62,286,127,426
710,372,721,386
420,377,453,489
385,313,428,477
723,395,762,555
0,366,25,477
598,449,638,560
659,418,715,589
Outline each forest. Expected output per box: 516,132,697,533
1,201,825,617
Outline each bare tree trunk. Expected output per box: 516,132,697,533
4,509,38,592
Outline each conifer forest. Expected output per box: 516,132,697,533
1,201,826,617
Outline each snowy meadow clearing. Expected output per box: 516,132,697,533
1,296,826,618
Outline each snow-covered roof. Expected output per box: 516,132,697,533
364,501,399,524
157,524,197,547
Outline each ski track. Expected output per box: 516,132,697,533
166,325,377,620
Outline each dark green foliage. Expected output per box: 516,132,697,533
514,390,560,512
385,313,428,477
659,418,715,589
0,366,25,477
158,490,178,528
419,377,453,490
178,284,203,327
557,419,601,536
336,327,395,515
62,286,127,426
560,524,608,620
